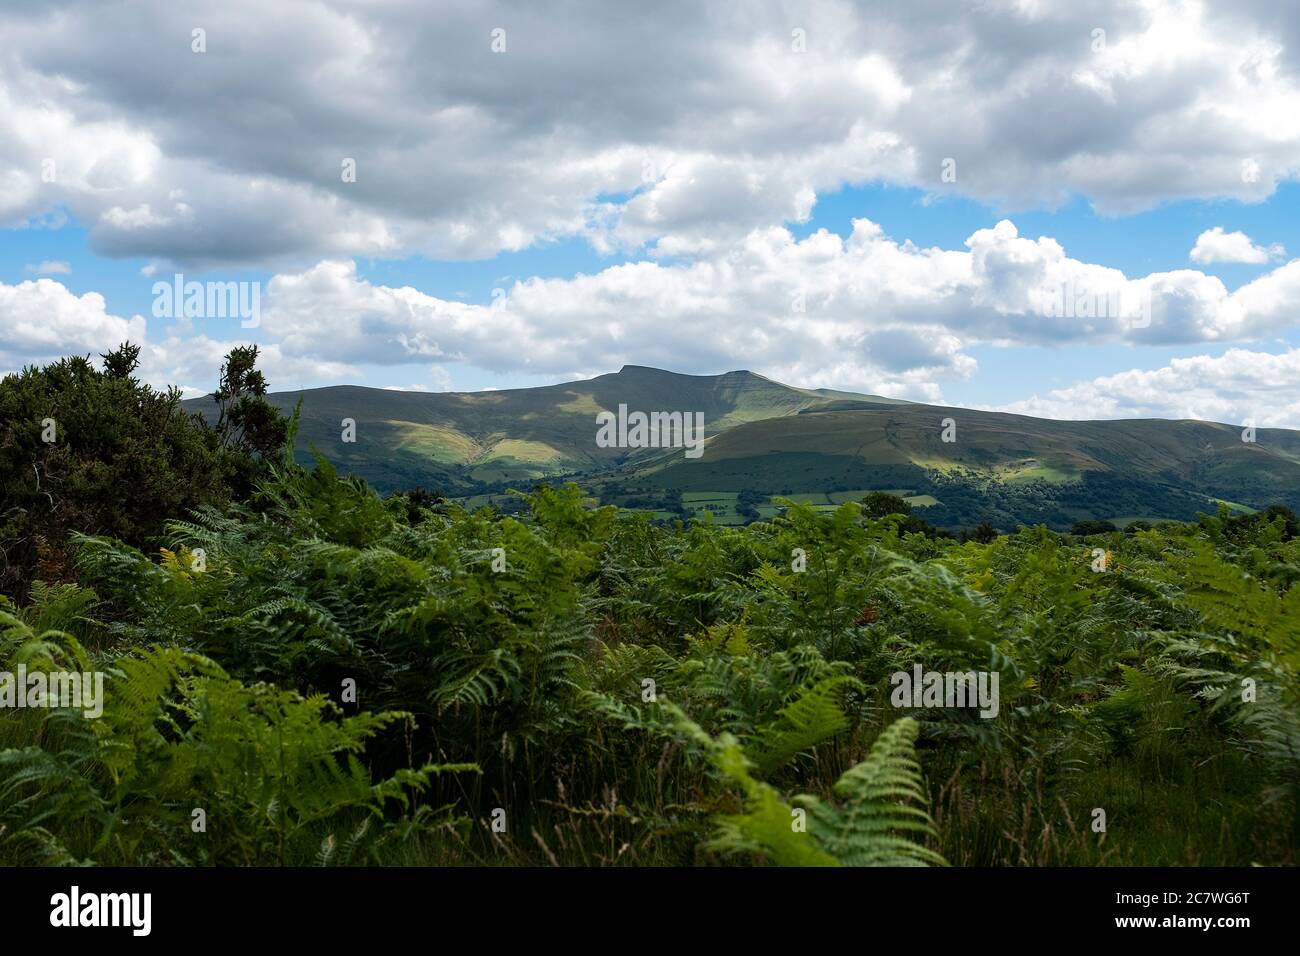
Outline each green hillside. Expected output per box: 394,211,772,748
640,402,1300,489
183,366,899,492
611,402,1300,527
184,366,1300,528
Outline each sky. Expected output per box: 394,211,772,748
3,0,1300,425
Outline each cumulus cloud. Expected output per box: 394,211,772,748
133,333,355,399
0,278,145,370
2,1,1300,265
0,276,348,395
5,1,1300,414
1190,227,1285,264
10,215,1300,404
382,366,454,393
250,219,1300,396
991,348,1300,427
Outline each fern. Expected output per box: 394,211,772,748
0,638,478,865
747,675,857,776
669,705,945,867
797,719,947,866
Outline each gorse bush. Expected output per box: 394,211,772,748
0,345,287,598
2,448,1298,865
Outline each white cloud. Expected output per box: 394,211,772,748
4,1,1298,423
0,277,348,396
0,278,145,369
135,334,355,399
992,348,1300,427
25,260,71,274
11,214,1300,405
252,219,1300,397
1189,227,1285,264
2,1,1300,265
383,366,453,393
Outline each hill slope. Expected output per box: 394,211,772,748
183,366,899,492
184,365,1300,526
620,401,1300,527
640,401,1300,494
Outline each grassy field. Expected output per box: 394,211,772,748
682,491,744,524
614,489,943,526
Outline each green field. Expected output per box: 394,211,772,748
616,489,942,526
682,491,744,524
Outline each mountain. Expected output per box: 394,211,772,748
639,400,1300,492
622,398,1300,528
184,366,900,492
184,366,1300,528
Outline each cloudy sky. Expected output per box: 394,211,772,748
3,0,1300,424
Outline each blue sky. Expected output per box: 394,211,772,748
5,1,1300,425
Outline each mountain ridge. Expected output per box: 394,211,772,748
182,365,1300,527
183,364,903,489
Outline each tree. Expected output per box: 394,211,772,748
101,341,142,380
213,345,288,458
736,488,764,522
211,345,291,498
392,486,447,525
963,521,999,544
861,491,913,519
1071,519,1118,536
0,348,231,594
1219,504,1300,542
1262,504,1300,539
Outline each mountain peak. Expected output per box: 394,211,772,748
617,364,758,380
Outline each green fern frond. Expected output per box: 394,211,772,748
799,718,946,866
667,704,944,867
747,675,858,776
